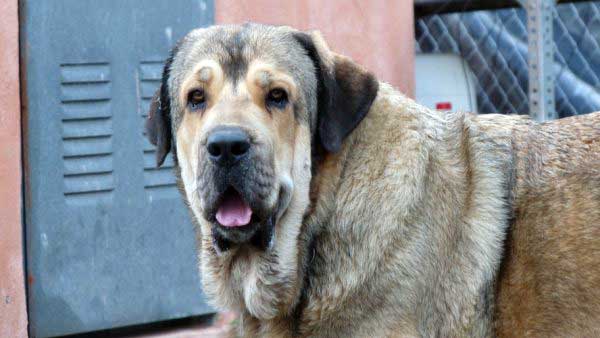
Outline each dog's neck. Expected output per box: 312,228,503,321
232,132,354,336
293,147,349,325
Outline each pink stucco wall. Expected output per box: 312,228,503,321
0,0,28,337
215,0,415,97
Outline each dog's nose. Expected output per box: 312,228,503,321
207,127,251,165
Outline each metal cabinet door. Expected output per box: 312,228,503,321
21,1,214,336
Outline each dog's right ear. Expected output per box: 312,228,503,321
145,89,170,167
145,46,179,167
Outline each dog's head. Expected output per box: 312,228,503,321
146,23,378,318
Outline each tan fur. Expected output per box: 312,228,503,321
493,113,600,337
146,23,600,337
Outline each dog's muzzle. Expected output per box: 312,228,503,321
201,126,285,253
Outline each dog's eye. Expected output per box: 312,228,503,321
188,89,206,110
266,88,288,109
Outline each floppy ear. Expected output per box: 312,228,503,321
293,31,379,153
145,89,171,167
145,46,179,167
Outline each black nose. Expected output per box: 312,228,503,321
206,127,251,165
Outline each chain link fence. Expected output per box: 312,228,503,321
416,1,600,117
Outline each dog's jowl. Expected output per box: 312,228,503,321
145,23,600,337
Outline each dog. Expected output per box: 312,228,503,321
145,23,600,337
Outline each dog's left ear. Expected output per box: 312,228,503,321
145,46,179,167
293,31,379,153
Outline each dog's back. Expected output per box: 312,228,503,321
477,112,600,337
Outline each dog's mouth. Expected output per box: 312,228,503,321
207,175,293,254
215,188,253,228
210,186,277,253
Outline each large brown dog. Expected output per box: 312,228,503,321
145,23,600,337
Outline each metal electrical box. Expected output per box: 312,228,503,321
415,53,478,113
21,1,214,336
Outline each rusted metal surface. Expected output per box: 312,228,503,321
0,0,28,337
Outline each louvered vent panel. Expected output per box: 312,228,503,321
60,62,114,204
139,60,177,196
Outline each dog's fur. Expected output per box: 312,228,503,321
145,23,600,337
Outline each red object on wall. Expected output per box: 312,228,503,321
436,102,452,110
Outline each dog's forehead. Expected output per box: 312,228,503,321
175,24,310,82
167,24,319,128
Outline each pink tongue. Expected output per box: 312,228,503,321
216,191,253,227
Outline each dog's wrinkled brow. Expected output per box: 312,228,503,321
254,70,271,88
198,67,212,83
218,30,248,86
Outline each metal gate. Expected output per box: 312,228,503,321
21,1,214,336
415,1,600,117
